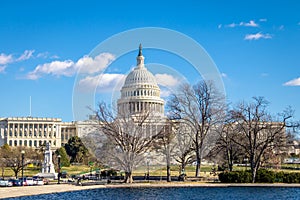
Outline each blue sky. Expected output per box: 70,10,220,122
0,0,300,121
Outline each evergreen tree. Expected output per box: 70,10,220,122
64,136,89,163
56,147,70,167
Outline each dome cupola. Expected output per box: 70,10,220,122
117,44,164,116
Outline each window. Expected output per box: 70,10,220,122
24,140,27,146
29,140,32,147
14,140,17,146
34,140,37,147
19,140,22,146
9,140,12,146
19,132,22,137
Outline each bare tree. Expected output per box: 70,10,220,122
167,81,225,177
153,120,177,182
172,121,195,175
1,146,35,178
95,102,164,183
229,97,298,182
207,115,244,171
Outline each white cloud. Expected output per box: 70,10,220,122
26,53,115,80
221,73,227,78
17,50,34,61
0,66,6,73
284,77,300,86
218,24,222,29
298,22,300,25
244,32,272,40
240,20,259,27
259,18,267,22
37,52,49,59
260,73,269,77
75,53,115,74
160,89,171,98
226,23,238,28
155,73,179,87
0,53,13,65
78,73,125,92
279,25,284,30
225,20,259,28
27,60,75,79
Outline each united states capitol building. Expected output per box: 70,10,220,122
0,44,167,150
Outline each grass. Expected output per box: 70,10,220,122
3,163,300,179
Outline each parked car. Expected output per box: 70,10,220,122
33,177,44,186
0,179,13,187
33,176,49,185
8,179,22,186
20,177,34,186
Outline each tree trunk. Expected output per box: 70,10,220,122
124,172,133,183
251,167,257,183
227,149,233,172
195,148,202,177
250,155,257,183
1,167,4,179
14,170,18,179
166,164,171,182
181,162,185,173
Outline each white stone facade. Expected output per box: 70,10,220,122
0,117,62,149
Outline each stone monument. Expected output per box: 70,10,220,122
36,142,57,179
42,142,55,173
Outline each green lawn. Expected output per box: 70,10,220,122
3,163,300,179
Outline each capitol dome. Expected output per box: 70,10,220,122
117,44,164,116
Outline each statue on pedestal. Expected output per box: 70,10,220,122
42,142,55,173
36,142,57,179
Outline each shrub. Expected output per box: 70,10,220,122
219,169,300,183
218,171,251,183
256,169,275,183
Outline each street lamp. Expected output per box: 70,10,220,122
57,155,61,184
21,150,25,186
146,153,150,182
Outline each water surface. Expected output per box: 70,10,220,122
5,186,300,200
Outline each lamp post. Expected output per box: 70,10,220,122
57,155,61,184
146,153,150,182
21,150,25,186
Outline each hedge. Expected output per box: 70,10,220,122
219,169,300,183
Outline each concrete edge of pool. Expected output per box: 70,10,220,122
1,182,300,199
